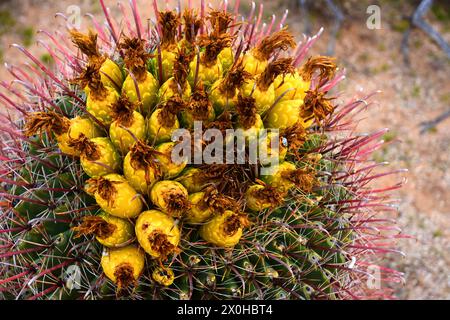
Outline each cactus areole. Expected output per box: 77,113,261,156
0,0,404,300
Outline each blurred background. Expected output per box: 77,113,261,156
0,0,448,299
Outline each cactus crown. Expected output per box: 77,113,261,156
0,0,405,301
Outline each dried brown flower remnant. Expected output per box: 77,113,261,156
208,10,234,35
198,33,233,67
119,37,152,82
68,134,101,161
254,28,296,61
129,140,163,183
73,62,108,100
148,230,180,261
299,56,337,83
24,111,70,137
158,96,186,128
258,58,295,91
111,93,139,127
236,94,258,130
85,176,120,206
69,29,103,62
302,89,335,123
219,60,252,98
223,213,250,237
183,9,203,44
158,10,181,49
73,216,116,239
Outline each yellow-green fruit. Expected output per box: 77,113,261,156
87,174,143,218
109,111,146,154
158,78,192,103
80,137,121,178
96,213,135,248
86,86,120,127
101,245,145,288
150,180,189,218
261,161,297,191
161,50,177,82
265,100,305,130
147,109,180,145
152,266,175,287
218,47,234,73
57,117,103,156
135,210,181,260
200,210,246,248
176,167,204,193
155,142,187,179
273,72,310,102
241,81,275,115
188,56,223,88
186,192,214,224
122,72,159,116
101,58,124,90
245,185,278,212
242,51,268,76
123,151,160,196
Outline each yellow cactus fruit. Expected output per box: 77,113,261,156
218,47,234,73
200,211,250,248
158,45,194,103
274,71,310,103
69,29,124,90
73,212,134,248
242,28,296,76
109,93,146,155
74,62,120,127
119,37,159,116
123,140,162,195
85,174,143,218
188,33,232,88
181,84,216,129
207,10,234,72
150,180,190,218
100,58,125,90
101,245,145,291
176,167,205,193
135,210,181,260
245,184,285,212
261,161,296,191
241,58,295,115
23,112,103,157
155,142,187,179
261,161,317,193
67,136,120,177
159,78,192,103
265,99,305,130
234,95,264,142
209,60,253,114
152,266,175,287
157,10,181,82
186,186,237,224
148,96,184,144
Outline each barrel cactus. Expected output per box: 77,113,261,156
0,0,404,300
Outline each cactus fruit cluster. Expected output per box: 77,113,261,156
0,0,404,300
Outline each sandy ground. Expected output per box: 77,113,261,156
0,0,449,299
